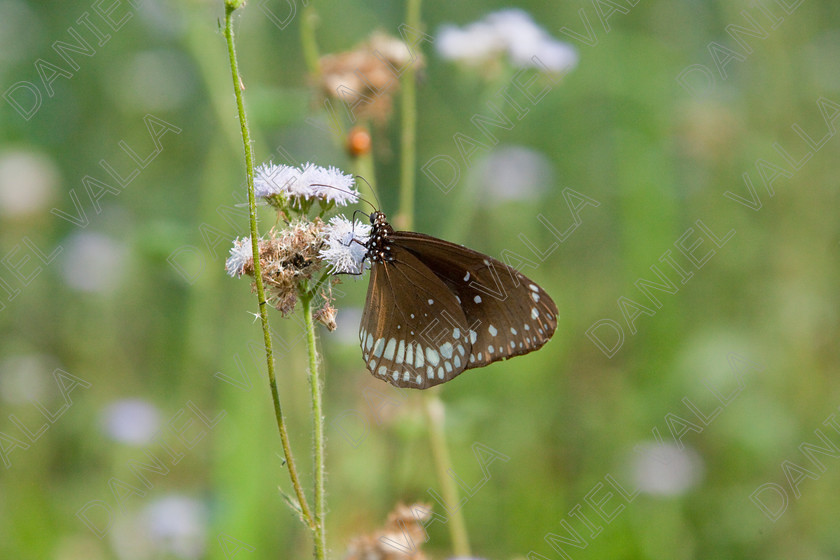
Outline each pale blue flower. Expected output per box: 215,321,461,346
102,399,161,445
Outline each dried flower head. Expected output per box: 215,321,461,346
345,503,434,560
319,31,424,123
313,301,337,331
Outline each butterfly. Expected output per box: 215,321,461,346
358,211,558,389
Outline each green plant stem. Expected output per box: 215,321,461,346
394,0,471,555
300,4,321,78
395,0,422,230
422,394,471,556
223,1,315,534
300,292,327,559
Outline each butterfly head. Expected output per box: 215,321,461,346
366,211,395,264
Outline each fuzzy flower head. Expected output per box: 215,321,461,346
437,9,578,75
319,216,372,275
254,162,358,214
225,236,253,277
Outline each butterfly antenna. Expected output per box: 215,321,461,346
310,183,378,213
354,176,381,211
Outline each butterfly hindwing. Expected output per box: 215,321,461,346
359,245,473,389
392,231,559,370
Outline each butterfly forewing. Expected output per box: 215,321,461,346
359,211,557,389
393,232,558,369
359,245,473,389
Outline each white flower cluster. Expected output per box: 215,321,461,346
436,9,578,73
319,215,372,275
224,236,252,277
254,162,358,206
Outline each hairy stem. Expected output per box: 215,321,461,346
301,291,327,559
223,0,315,534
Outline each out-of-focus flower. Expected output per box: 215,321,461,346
345,502,433,560
630,442,704,496
319,216,371,275
254,162,358,210
224,236,252,278
472,145,552,203
102,399,161,445
0,354,56,404
437,9,578,74
60,232,126,294
347,126,373,158
319,31,424,123
142,496,206,559
0,149,59,218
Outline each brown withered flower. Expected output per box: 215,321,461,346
344,502,434,560
318,32,424,123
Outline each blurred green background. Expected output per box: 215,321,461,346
2,0,839,558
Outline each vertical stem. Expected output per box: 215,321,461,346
395,0,422,230
301,292,327,559
422,394,472,556
223,0,315,535
300,4,321,78
393,0,471,555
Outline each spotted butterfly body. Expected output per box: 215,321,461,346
359,211,558,389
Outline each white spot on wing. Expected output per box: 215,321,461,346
425,347,440,366
531,308,539,319
405,343,414,367
395,340,405,364
383,338,397,361
474,295,482,304
373,338,385,358
415,345,425,368
440,342,454,359
488,325,498,337
464,272,470,281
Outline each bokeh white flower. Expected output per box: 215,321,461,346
319,216,371,274
436,9,578,73
0,149,59,217
630,442,704,496
472,144,553,203
102,399,161,445
142,496,207,559
60,232,126,294
0,354,56,404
